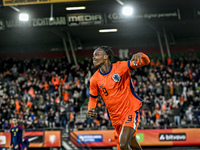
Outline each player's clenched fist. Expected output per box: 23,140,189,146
88,107,97,118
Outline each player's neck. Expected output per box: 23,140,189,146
14,124,18,127
100,62,111,74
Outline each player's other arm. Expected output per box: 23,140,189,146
17,126,23,145
88,97,97,118
130,52,150,69
24,137,29,150
87,77,98,118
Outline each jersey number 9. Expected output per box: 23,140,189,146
128,115,132,121
102,88,108,96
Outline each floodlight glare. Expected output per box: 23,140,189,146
99,29,118,33
49,17,54,21
122,6,133,16
66,6,86,11
19,13,29,21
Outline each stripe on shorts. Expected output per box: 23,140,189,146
133,111,139,130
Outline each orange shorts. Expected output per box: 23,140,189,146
114,110,140,137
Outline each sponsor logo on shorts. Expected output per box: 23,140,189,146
159,133,186,141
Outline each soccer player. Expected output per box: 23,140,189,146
10,117,23,150
88,46,150,150
22,130,29,150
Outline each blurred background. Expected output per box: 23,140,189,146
0,0,200,149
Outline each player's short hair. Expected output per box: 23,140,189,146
98,46,113,61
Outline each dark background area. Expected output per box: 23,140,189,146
0,0,200,55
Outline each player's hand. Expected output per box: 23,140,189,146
131,52,143,66
9,146,12,150
14,145,18,149
24,148,27,150
88,107,97,118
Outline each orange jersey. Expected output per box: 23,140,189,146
88,53,150,125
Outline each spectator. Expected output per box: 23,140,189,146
3,120,10,129
164,81,171,100
185,105,193,124
194,107,200,125
162,114,170,128
55,112,60,127
38,115,45,127
173,105,181,127
155,82,163,97
60,111,67,128
48,108,55,128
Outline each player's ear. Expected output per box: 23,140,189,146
104,54,108,59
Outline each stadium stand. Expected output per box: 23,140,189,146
0,52,199,131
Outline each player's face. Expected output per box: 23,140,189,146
93,48,107,67
12,118,17,125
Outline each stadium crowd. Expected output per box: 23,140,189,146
0,51,200,131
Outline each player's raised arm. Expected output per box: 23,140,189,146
130,52,150,69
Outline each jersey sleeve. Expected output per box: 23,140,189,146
115,61,131,72
129,53,150,69
89,76,98,98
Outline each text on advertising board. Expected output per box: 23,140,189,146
67,13,104,26
5,17,66,28
77,135,103,143
159,133,186,141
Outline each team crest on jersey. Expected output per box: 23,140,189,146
12,129,14,132
112,74,121,82
16,128,18,132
